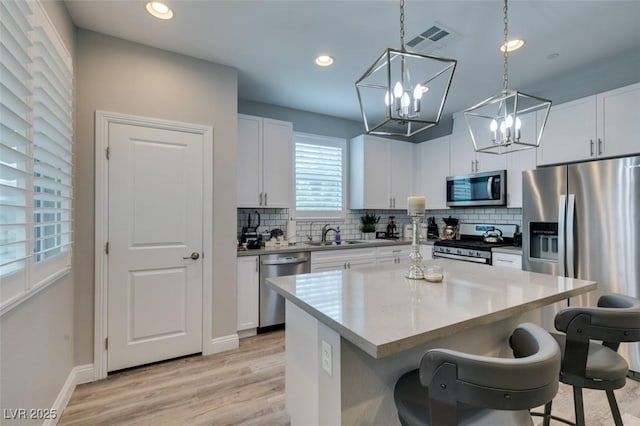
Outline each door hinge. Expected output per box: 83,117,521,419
106,146,110,159
105,337,108,350
105,241,109,255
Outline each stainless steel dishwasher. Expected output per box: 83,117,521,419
259,252,310,330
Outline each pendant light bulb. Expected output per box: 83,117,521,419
490,119,498,132
413,84,423,100
384,91,392,107
393,82,403,98
505,114,514,128
515,116,522,129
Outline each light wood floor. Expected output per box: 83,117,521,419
60,330,640,425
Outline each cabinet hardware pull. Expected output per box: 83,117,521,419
183,252,200,260
598,138,603,155
264,192,268,206
471,160,474,172
590,139,594,156
255,257,259,272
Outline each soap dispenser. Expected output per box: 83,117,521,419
335,226,341,245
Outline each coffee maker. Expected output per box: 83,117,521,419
426,217,439,240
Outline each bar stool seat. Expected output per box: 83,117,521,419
393,323,561,426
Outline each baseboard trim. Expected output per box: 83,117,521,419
45,364,94,425
204,333,239,355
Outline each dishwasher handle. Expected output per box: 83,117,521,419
261,257,309,266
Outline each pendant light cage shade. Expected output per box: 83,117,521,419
355,48,456,137
464,89,551,154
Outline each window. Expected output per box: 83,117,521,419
293,133,347,219
1,1,73,314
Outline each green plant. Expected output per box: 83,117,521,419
360,212,379,233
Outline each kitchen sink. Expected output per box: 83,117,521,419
306,240,368,246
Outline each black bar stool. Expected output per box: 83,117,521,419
538,293,640,426
393,322,561,425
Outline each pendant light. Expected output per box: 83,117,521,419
464,0,551,154
355,0,457,137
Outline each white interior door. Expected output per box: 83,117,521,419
107,122,203,372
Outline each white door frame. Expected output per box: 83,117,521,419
94,110,213,380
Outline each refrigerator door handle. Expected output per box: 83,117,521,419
558,194,567,277
566,194,576,278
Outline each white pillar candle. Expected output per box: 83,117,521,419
407,196,426,215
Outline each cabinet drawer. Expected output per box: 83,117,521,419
492,252,522,269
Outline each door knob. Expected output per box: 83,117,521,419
183,252,200,260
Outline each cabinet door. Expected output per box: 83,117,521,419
390,141,414,209
597,83,640,158
262,118,293,208
237,115,263,207
449,129,476,176
363,136,392,209
506,112,537,208
492,252,522,269
420,244,433,260
476,151,507,173
537,96,596,165
416,136,450,210
237,256,259,330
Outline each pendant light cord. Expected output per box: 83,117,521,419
503,0,509,90
400,0,405,50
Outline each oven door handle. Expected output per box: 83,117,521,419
433,252,488,264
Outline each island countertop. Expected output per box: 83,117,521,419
267,259,596,359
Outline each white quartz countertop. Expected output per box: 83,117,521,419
267,259,596,358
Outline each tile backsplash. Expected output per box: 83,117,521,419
238,207,522,242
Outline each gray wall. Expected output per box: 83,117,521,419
0,1,76,423
74,30,238,364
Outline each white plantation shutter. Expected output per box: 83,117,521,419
0,1,73,313
294,133,346,218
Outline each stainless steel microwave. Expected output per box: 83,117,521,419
446,170,507,207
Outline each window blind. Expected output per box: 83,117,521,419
0,1,73,313
294,134,346,217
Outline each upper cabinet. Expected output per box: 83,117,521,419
350,135,414,210
415,135,450,210
237,114,293,208
538,82,640,165
596,83,640,158
449,118,507,176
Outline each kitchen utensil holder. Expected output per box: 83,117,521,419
405,213,425,280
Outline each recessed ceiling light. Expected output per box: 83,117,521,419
315,55,334,67
146,1,173,20
500,39,525,53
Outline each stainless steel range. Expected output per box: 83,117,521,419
433,223,519,265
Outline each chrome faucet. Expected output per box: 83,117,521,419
321,224,338,243
306,222,314,242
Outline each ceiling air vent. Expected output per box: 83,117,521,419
406,22,462,53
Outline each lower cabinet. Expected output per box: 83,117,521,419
420,244,434,260
237,256,259,332
492,252,522,269
377,245,412,265
311,247,378,272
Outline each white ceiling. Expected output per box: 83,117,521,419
64,0,640,125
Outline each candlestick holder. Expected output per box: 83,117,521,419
405,213,425,280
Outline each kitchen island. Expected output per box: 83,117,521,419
266,259,596,425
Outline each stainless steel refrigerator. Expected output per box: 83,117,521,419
522,155,640,378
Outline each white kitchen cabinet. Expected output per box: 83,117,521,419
311,247,378,272
237,114,292,208
449,118,507,176
492,252,522,269
537,96,597,165
420,244,433,260
350,135,414,210
506,112,538,208
415,135,450,210
237,256,259,331
538,82,640,165
596,82,640,158
377,245,411,265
